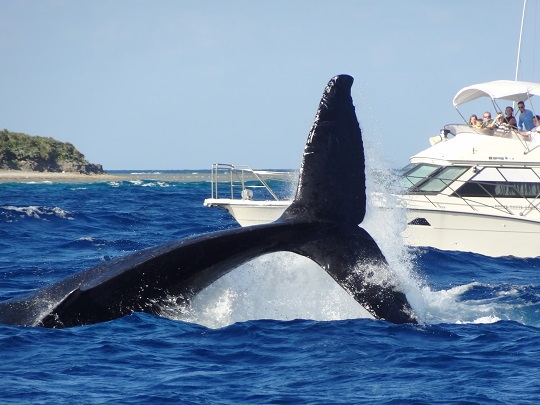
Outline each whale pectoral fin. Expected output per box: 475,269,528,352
289,225,416,324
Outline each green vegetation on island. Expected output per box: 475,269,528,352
0,129,104,174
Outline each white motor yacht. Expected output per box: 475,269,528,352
204,80,540,258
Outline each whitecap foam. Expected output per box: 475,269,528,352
23,180,53,185
1,205,75,221
74,237,106,247
464,315,501,324
410,281,522,325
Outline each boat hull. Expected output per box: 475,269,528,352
404,208,540,257
205,198,540,257
204,198,291,227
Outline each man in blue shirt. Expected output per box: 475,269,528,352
517,101,535,130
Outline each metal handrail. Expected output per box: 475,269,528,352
209,163,290,201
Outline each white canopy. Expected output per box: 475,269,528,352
453,80,540,107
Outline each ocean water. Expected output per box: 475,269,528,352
1,171,540,404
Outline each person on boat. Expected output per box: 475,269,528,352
468,114,481,127
520,115,540,143
517,101,535,131
527,115,540,134
481,112,493,128
503,106,517,128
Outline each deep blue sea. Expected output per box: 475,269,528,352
1,170,540,404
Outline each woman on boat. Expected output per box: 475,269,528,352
503,106,517,127
468,114,481,127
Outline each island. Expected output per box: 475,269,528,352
0,129,123,182
0,129,104,174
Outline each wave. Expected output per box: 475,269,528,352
403,279,540,327
0,205,75,222
62,237,144,252
106,180,175,188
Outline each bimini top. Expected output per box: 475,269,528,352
453,80,540,107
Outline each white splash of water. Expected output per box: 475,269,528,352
417,283,510,325
362,134,430,315
361,138,505,325
163,252,374,329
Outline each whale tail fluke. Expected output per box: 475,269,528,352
0,74,417,327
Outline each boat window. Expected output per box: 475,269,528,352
496,183,540,197
455,167,540,197
400,164,440,189
408,218,431,226
399,163,417,174
415,166,470,193
455,182,540,198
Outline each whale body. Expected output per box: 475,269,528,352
0,75,417,327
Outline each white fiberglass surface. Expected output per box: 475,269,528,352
472,168,506,182
473,167,540,183
498,168,540,182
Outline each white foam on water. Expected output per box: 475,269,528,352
413,283,501,324
1,205,75,221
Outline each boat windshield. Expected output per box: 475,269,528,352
400,164,471,193
415,166,470,193
400,164,440,189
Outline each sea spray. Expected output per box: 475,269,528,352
362,136,429,317
162,252,373,328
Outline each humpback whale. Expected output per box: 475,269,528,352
0,75,417,328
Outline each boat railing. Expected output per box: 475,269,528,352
209,163,294,201
443,124,539,153
446,123,523,139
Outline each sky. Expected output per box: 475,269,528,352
1,0,539,170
